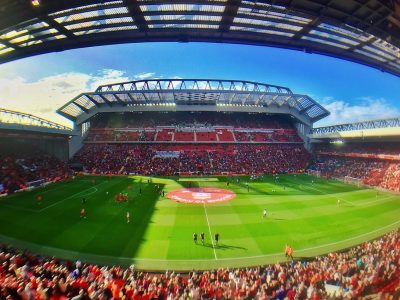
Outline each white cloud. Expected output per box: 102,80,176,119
0,69,155,127
87,69,131,91
315,97,400,127
134,72,155,80
5,71,395,130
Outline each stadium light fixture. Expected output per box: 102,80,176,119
31,0,40,6
331,140,344,144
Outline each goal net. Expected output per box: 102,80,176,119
344,176,362,186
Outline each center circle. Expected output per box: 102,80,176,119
167,188,236,204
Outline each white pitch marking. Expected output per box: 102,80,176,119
38,181,110,212
299,183,396,207
203,202,218,260
38,187,98,212
4,220,398,264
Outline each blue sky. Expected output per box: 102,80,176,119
0,42,399,127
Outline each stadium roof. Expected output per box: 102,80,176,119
0,107,74,135
56,78,329,125
309,117,400,139
1,1,400,76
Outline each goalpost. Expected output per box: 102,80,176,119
307,171,362,187
307,170,321,177
344,176,362,187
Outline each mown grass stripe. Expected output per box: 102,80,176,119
0,174,398,270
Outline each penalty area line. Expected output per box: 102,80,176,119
38,187,98,212
298,183,395,207
37,180,110,212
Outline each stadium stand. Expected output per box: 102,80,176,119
88,112,293,130
174,131,195,142
72,113,309,176
0,143,70,194
155,128,174,142
309,142,400,192
2,0,400,293
0,109,72,195
196,131,217,142
1,85,399,299
83,129,302,144
314,142,400,156
73,143,310,176
0,229,398,299
83,113,302,144
216,128,235,142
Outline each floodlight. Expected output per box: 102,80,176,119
330,140,344,144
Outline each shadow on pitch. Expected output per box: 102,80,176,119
81,180,166,259
214,243,247,251
196,242,247,251
215,243,247,250
268,217,286,221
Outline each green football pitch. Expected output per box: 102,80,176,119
0,174,399,271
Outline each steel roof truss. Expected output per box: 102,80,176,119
84,94,100,107
123,0,148,31
73,101,89,113
113,93,126,105
254,93,266,105
97,93,113,106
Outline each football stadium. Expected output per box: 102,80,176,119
1,1,400,299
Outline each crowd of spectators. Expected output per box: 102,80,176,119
73,144,310,176
379,164,400,192
2,119,400,298
315,143,400,156
85,112,301,143
78,112,307,176
309,142,400,192
0,229,398,299
308,156,388,180
0,144,69,194
87,129,300,143
208,144,309,175
89,112,294,130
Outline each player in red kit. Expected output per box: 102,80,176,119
115,194,119,203
124,193,129,202
119,193,124,202
37,195,42,205
80,208,86,219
